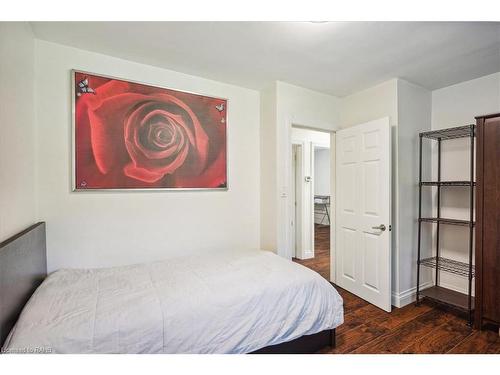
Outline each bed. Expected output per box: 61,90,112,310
0,223,343,354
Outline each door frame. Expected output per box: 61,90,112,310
286,119,337,283
291,141,305,259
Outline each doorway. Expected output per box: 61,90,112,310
291,126,332,281
286,118,392,312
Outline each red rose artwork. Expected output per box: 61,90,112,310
73,71,227,190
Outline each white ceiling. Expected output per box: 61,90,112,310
30,22,500,97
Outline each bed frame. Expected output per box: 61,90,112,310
0,222,47,347
0,222,335,353
251,328,336,354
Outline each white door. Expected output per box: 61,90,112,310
335,117,391,312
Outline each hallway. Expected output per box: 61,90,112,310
293,224,330,279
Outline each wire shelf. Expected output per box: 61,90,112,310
417,123,476,325
419,217,475,226
419,286,474,311
419,256,475,277
420,125,475,140
420,181,475,187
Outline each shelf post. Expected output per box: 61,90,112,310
468,125,475,326
416,134,423,305
435,139,442,287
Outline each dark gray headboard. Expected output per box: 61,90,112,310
0,222,47,347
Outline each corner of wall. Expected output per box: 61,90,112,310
339,78,399,128
0,22,37,241
395,78,432,298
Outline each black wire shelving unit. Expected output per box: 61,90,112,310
416,124,475,325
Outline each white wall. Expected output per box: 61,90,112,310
432,72,500,129
35,40,261,272
314,148,331,225
314,148,330,196
0,23,37,241
260,83,278,251
340,79,399,128
277,82,341,131
431,72,500,295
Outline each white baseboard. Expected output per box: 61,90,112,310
296,250,314,260
391,281,433,308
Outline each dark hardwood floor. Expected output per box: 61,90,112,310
293,224,330,279
293,224,500,354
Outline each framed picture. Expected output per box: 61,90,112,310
72,70,228,191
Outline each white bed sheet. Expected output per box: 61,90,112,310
4,249,343,353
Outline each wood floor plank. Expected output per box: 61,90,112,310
402,315,473,354
352,309,452,354
324,320,391,354
335,286,370,313
448,330,500,354
336,303,385,335
294,224,330,280
372,303,434,330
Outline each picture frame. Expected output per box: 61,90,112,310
72,70,228,191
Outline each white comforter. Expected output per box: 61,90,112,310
4,250,343,354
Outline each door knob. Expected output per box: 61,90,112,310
372,224,386,231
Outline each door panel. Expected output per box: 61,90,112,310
362,161,379,216
335,118,391,312
341,164,356,214
362,232,379,291
341,227,356,281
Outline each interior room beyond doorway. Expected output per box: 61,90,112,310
291,126,332,281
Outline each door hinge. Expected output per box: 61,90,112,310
389,225,392,231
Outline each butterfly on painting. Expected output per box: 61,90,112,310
215,103,224,112
77,77,96,96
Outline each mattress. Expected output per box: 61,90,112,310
3,249,343,353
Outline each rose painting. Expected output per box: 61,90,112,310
73,71,227,190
